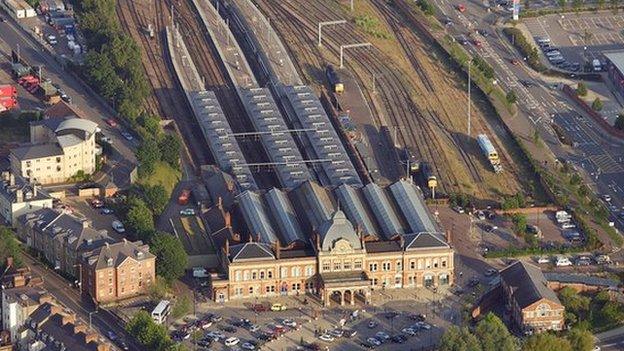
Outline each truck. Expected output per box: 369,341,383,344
0,85,17,98
178,189,191,205
326,65,344,94
477,134,502,173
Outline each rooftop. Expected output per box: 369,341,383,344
11,143,63,160
605,51,624,74
83,239,154,270
0,173,52,204
500,261,562,309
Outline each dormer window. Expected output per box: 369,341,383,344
107,258,113,267
137,251,144,259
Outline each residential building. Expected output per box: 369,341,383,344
2,285,51,343
16,208,113,277
80,240,156,303
0,171,53,226
17,302,111,351
10,115,98,185
500,261,565,334
213,210,454,306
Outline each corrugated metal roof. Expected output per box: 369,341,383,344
389,180,437,234
333,184,378,237
240,88,311,189
605,51,624,76
191,91,257,191
264,188,305,245
238,190,280,244
361,183,403,239
291,181,334,231
282,85,361,187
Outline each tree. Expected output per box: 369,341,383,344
559,287,590,318
558,0,566,9
576,82,588,96
591,97,603,111
615,114,624,130
573,0,583,11
439,326,482,351
567,328,594,351
522,333,572,351
148,276,170,301
511,213,528,235
475,313,517,351
598,0,606,9
158,134,181,170
171,295,192,319
0,226,22,269
137,138,161,177
506,90,518,104
143,185,168,215
149,232,188,283
126,198,155,241
126,310,174,351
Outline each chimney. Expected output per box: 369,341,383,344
50,305,62,316
6,257,13,268
37,292,52,304
315,233,321,251
12,275,25,288
15,189,23,203
73,322,87,334
9,173,15,186
399,234,405,248
248,235,253,243
223,211,231,228
82,219,89,228
446,229,452,244
225,238,229,257
218,196,223,209
32,184,37,197
83,330,98,344
97,343,111,351
275,241,280,260
62,313,76,326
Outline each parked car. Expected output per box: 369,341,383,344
318,334,334,342
536,256,550,264
283,319,297,328
453,206,465,214
224,336,240,347
241,342,255,350
180,208,196,216
271,303,287,311
595,254,612,265
476,211,486,220
485,268,498,276
468,277,480,287
367,337,382,346
603,194,612,202
101,208,113,215
401,327,416,336
329,329,343,338
576,256,592,266
392,334,407,343
343,329,357,338
120,131,133,141
91,199,104,208
375,331,390,342
106,331,117,341
111,220,125,233
105,118,118,127
555,256,573,267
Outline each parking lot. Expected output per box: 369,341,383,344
63,196,124,240
525,12,624,66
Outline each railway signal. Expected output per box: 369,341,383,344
339,43,372,68
318,20,347,46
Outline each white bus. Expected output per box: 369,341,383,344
151,300,171,325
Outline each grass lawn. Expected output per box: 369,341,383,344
139,161,181,197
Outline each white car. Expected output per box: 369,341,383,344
375,331,390,341
224,336,240,347
561,222,576,229
248,324,260,332
367,337,381,346
111,220,125,233
318,334,334,342
282,319,297,328
401,327,416,336
241,342,255,350
536,256,550,264
555,256,573,267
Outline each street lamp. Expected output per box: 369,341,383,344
89,309,98,330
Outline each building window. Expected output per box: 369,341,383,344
442,260,447,268
235,288,243,296
371,278,378,286
292,267,300,277
322,262,331,272
395,276,401,285
425,259,431,269
252,271,257,280
354,260,362,269
439,273,449,285
410,260,415,270
408,276,415,285
260,271,265,279
433,259,439,268
369,263,378,272
281,267,288,278
343,261,351,270
292,283,300,291
268,270,273,279
305,265,314,276
235,271,241,282
396,260,402,271
243,271,249,281
333,261,342,271
248,286,254,295
382,262,391,271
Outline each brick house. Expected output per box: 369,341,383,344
500,261,565,334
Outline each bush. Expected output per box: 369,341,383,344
511,213,528,235
506,90,518,104
417,0,436,15
576,82,588,96
503,27,545,72
150,232,188,283
592,97,603,111
473,56,495,79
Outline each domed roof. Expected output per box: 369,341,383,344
55,118,98,134
318,210,362,251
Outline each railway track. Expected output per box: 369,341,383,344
254,0,468,193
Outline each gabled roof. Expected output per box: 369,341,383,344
404,232,449,250
10,143,63,160
229,242,275,262
500,261,561,309
365,240,402,253
83,240,154,270
318,210,362,251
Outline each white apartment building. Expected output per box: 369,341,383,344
9,117,98,185
0,172,53,226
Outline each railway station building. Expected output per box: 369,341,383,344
208,179,455,305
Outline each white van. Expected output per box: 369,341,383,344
224,337,240,347
555,256,572,267
593,59,602,72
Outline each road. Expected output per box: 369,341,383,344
23,253,144,351
0,17,137,188
432,0,624,232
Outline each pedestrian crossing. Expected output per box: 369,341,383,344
589,154,624,174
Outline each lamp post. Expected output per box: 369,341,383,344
89,309,98,330
73,263,82,295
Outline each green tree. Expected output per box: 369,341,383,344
522,333,572,351
418,0,435,15
126,310,174,350
558,0,566,9
137,138,161,177
0,226,23,269
506,90,518,104
148,276,170,301
475,313,517,351
511,213,528,235
598,0,606,9
171,295,192,319
576,82,588,96
143,184,168,215
126,198,155,241
592,97,603,111
158,134,181,169
559,287,591,317
567,328,594,351
150,232,188,283
439,326,482,351
138,113,163,140
596,301,624,328
573,0,583,10
615,114,624,130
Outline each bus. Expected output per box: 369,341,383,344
151,300,171,325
